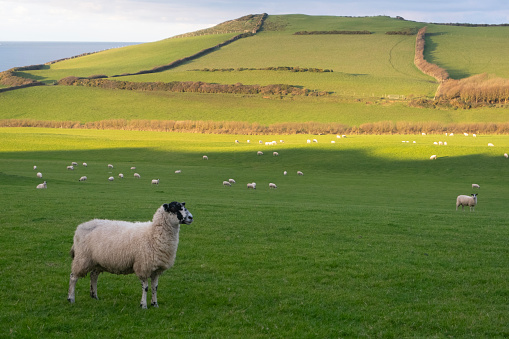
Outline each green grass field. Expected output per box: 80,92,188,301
1,128,508,337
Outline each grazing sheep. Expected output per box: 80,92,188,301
33,165,37,170
464,133,469,136
422,133,426,136
151,179,160,185
444,142,447,146
235,140,239,144
259,140,263,144
313,139,318,143
247,140,250,143
269,183,277,189
131,166,136,170
257,151,263,156
118,173,124,179
342,135,347,138
331,141,336,144
175,170,181,174
37,172,42,178
247,182,256,189
449,133,454,136
273,152,279,156
283,171,287,176
228,179,236,184
488,143,494,147
83,163,88,167
456,193,478,211
223,181,231,186
307,140,311,144
504,153,508,158
473,134,477,137
472,184,480,189
79,176,87,181
67,166,74,170
203,155,208,160
36,181,47,189
430,155,437,160
108,164,114,169
67,202,193,308
108,177,114,181
297,171,304,176
134,173,140,178
72,162,78,166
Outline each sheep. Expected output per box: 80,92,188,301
313,139,318,143
331,141,336,144
488,143,494,147
297,171,304,175
247,182,256,189
223,181,231,186
307,139,311,144
235,140,239,144
108,164,114,169
175,170,181,174
67,202,193,309
273,151,279,156
464,133,469,136
228,179,236,184
72,162,78,166
342,135,347,138
33,165,37,170
430,155,437,160
83,163,88,167
269,183,277,189
283,171,287,176
456,193,478,211
151,179,160,185
247,140,250,143
504,153,508,158
131,166,136,170
108,177,114,181
444,142,447,146
473,134,477,137
37,172,42,178
449,133,454,136
134,173,141,178
422,132,426,136
79,176,87,181
472,184,480,189
36,181,47,189
67,166,74,170
203,155,208,160
257,151,263,156
259,140,263,144
118,173,124,179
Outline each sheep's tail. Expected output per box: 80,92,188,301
70,245,75,259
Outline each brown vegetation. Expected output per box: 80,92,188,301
414,27,449,82
0,70,45,92
173,13,267,38
190,66,333,73
293,30,371,35
435,73,509,105
3,118,509,135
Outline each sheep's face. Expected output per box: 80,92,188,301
164,202,193,225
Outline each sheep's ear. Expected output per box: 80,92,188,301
163,203,170,212
181,202,186,207
165,201,180,213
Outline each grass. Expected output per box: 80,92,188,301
1,128,508,337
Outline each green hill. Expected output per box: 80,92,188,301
2,14,509,132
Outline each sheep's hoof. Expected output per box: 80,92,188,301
140,303,148,309
67,297,75,303
151,302,159,308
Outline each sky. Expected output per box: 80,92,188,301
1,0,508,42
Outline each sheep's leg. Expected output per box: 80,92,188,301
150,273,160,307
68,273,78,303
140,279,149,309
90,270,100,299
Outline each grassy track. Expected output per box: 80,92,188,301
1,128,508,337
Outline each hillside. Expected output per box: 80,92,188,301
1,14,509,133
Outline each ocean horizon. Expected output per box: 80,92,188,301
0,41,142,72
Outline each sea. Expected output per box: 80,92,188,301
0,41,142,72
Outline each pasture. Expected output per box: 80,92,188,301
1,128,508,337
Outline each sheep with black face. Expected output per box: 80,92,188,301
67,202,193,308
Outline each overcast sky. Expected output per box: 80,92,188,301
1,0,508,42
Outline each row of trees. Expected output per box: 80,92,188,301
293,30,371,35
190,66,334,73
58,77,329,96
4,118,509,135
435,73,509,104
414,27,449,82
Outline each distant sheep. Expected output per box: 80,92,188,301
33,165,37,170
67,202,193,308
108,164,113,169
297,171,304,176
223,181,231,186
283,171,287,176
273,152,279,156
228,179,236,184
175,170,181,174
235,140,239,144
473,134,477,137
269,183,277,189
203,155,208,160
108,177,114,181
131,166,136,170
134,173,140,178
456,193,478,211
67,166,74,170
430,155,437,160
79,176,87,181
257,151,263,156
472,184,480,189
488,143,494,147
72,162,78,166
247,182,256,189
83,163,88,167
118,173,124,179
36,181,47,189
504,153,508,158
151,179,159,185
37,172,42,178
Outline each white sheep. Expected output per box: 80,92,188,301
131,166,136,170
72,162,78,166
430,155,437,160
37,172,42,178
472,184,480,189
331,141,335,144
67,166,74,170
223,181,231,186
504,153,508,158
273,151,279,156
283,171,287,176
118,173,124,179
83,163,88,167
79,176,87,181
488,143,494,147
175,170,181,174
247,182,256,189
203,155,208,160
269,183,277,189
464,133,469,136
108,164,114,169
36,181,47,189
67,202,193,308
297,171,304,175
235,140,239,144
33,165,37,170
313,139,318,143
134,173,141,178
151,179,160,185
247,140,250,143
228,179,236,184
449,133,454,136
473,134,477,137
108,176,114,181
257,151,263,156
456,193,478,211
